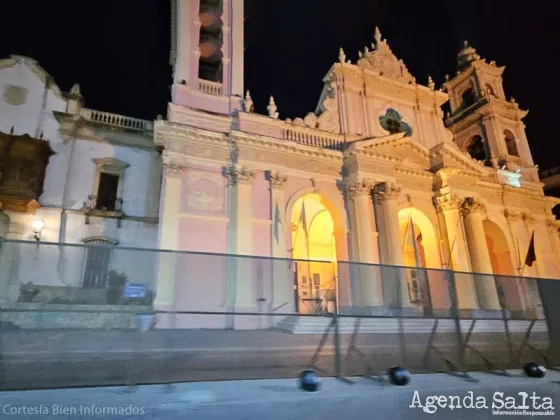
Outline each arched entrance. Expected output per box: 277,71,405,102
398,207,445,314
483,219,525,314
290,193,338,314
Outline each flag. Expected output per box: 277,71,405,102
524,231,536,267
410,218,422,268
299,200,308,239
273,203,281,245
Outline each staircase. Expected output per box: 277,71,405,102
273,316,549,335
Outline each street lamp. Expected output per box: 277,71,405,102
31,219,44,241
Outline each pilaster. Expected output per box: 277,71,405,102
154,157,185,309
226,166,256,309
461,198,500,310
268,171,290,307
435,194,478,310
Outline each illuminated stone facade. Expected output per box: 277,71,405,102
154,1,560,323
0,1,558,327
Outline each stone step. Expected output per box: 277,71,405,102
273,316,549,335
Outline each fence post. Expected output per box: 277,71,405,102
333,312,342,378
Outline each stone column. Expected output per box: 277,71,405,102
333,228,352,312
348,179,383,308
226,167,255,309
375,183,412,309
0,210,16,303
435,194,478,310
461,198,501,310
189,0,201,89
269,172,290,308
154,159,185,309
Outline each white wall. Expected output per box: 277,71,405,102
0,58,161,292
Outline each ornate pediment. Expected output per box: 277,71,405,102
430,141,490,176
357,28,416,85
347,133,431,171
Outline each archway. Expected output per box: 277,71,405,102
291,193,338,314
483,219,525,314
397,207,445,314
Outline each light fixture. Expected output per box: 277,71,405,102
31,219,44,241
516,169,521,173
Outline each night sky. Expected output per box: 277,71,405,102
1,0,558,170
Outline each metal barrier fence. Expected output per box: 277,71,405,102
0,239,558,390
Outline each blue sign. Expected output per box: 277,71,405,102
123,283,147,299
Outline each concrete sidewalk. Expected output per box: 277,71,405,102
1,370,559,419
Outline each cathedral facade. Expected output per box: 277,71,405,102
154,0,560,326
0,0,558,329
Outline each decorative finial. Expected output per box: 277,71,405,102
490,60,496,66
267,96,279,119
428,76,435,91
9,126,14,135
510,97,516,104
70,83,81,96
358,51,363,59
338,48,346,63
444,74,449,81
39,131,44,139
374,27,382,44
463,40,469,49
243,90,254,113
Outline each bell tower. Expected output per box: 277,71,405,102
170,0,244,115
443,42,539,183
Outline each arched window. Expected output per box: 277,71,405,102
504,130,519,157
461,88,476,108
379,109,413,137
465,135,486,161
82,237,117,289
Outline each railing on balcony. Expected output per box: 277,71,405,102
285,127,346,150
80,108,154,132
82,195,123,213
198,79,223,96
81,195,124,227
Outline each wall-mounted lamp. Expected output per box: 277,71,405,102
31,219,44,241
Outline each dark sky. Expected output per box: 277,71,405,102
1,0,559,170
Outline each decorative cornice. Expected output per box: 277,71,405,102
162,153,187,177
268,171,288,189
394,166,433,179
504,209,521,222
521,212,536,225
347,179,375,198
374,182,401,202
434,194,463,212
226,166,255,186
460,197,486,216
545,218,560,232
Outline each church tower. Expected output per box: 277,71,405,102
170,0,244,115
443,42,539,183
